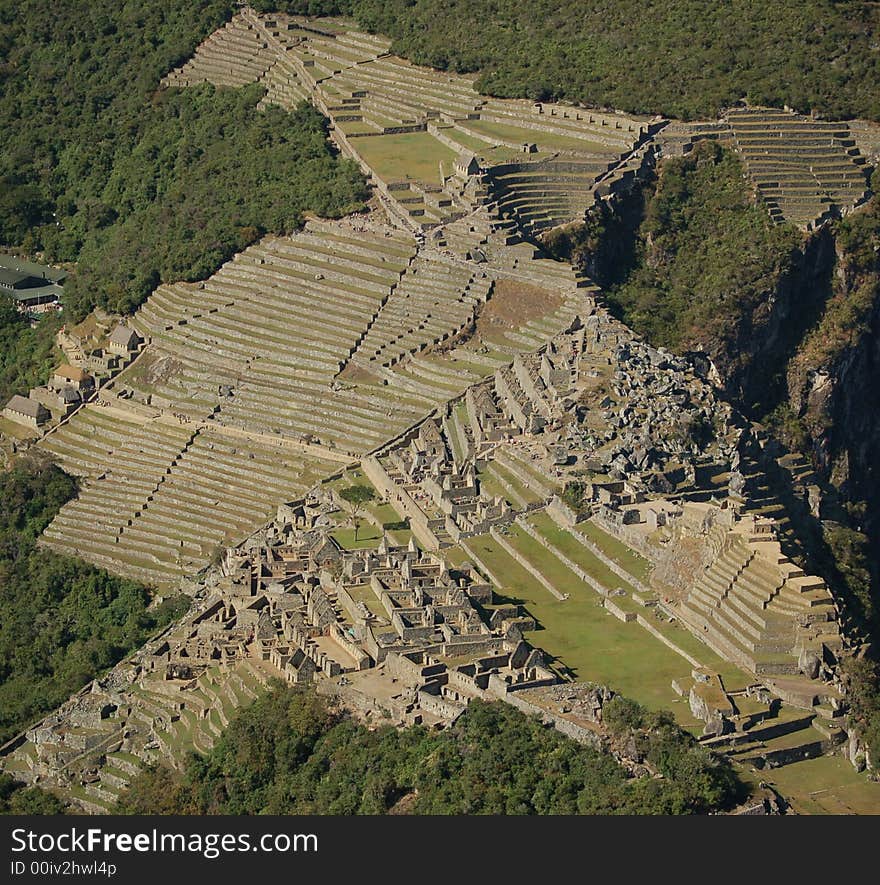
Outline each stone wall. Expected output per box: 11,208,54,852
362,455,442,550
500,690,603,749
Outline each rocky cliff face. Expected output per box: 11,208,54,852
692,210,880,606
785,236,880,533
703,217,880,637
702,227,836,417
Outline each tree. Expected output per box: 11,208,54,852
115,686,740,815
337,483,376,542
0,773,65,815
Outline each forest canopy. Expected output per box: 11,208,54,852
116,683,740,815
582,142,801,361
0,1,367,319
0,295,63,405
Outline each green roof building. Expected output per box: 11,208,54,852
0,254,65,311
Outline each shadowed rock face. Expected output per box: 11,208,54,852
786,262,880,574
700,219,880,586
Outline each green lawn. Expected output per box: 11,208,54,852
337,119,382,136
527,511,750,687
475,465,506,502
344,582,389,620
507,523,601,596
366,500,403,526
501,449,561,493
354,131,458,185
332,522,384,549
439,126,532,164
526,512,632,592
462,118,614,154
463,533,702,726
574,519,653,583
0,416,40,440
746,754,880,815
482,460,544,505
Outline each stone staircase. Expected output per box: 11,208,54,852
678,531,840,697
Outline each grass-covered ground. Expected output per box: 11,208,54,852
571,518,653,584
463,531,702,724
744,754,880,815
353,131,458,185
461,119,611,154
331,524,385,549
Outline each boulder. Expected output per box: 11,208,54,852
798,648,821,680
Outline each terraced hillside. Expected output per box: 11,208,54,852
2,622,276,815
37,211,591,585
162,8,650,232
163,14,275,89
164,10,874,237
727,108,869,228
126,219,421,451
658,110,870,230
677,527,842,703
39,407,339,586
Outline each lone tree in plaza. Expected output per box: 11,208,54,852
338,483,376,542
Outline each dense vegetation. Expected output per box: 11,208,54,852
0,295,63,405
843,657,880,769
0,1,367,319
0,773,64,815
117,683,739,814
61,88,367,318
580,142,801,380
806,201,880,765
0,457,188,743
263,1,880,121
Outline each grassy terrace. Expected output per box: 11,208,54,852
479,460,544,506
0,416,40,440
461,531,703,726
501,448,562,493
525,512,634,592
574,519,653,583
743,754,880,815
436,125,528,164
461,118,612,154
441,545,472,568
526,511,749,686
344,581,389,621
475,464,508,503
354,131,458,185
446,402,469,463
296,241,412,273
367,500,403,525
